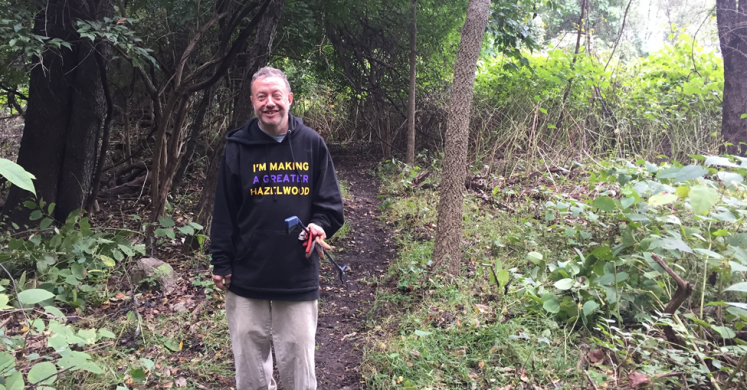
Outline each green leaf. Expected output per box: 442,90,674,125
154,228,175,239
712,326,736,339
729,261,747,272
676,186,690,198
98,329,115,339
131,368,147,383
29,210,42,221
741,113,747,119
139,358,155,371
542,294,560,313
56,351,91,371
694,248,722,259
704,155,738,168
0,351,15,376
674,165,708,182
526,252,543,264
413,330,431,337
593,196,616,212
645,161,658,173
177,225,195,236
582,301,599,317
40,218,53,230
44,306,66,321
648,192,677,206
0,158,36,194
496,269,509,288
78,329,97,344
684,313,711,328
18,289,54,305
657,166,681,179
725,282,747,292
0,294,10,310
164,339,181,352
28,361,57,385
718,171,744,189
158,216,175,227
689,185,719,215
652,237,693,253
100,255,115,268
5,372,23,390
554,278,574,290
621,197,635,210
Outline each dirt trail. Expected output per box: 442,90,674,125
314,149,394,390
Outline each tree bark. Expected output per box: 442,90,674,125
716,0,747,155
2,0,111,224
87,40,115,212
432,0,490,275
406,0,417,166
172,88,211,193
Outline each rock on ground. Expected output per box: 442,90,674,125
129,257,178,293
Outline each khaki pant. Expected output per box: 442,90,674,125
225,292,318,390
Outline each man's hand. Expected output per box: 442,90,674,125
213,274,232,290
304,223,331,258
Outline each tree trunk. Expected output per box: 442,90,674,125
185,0,286,252
172,88,212,193
432,0,490,275
717,0,747,155
406,0,417,165
2,0,111,224
87,40,115,212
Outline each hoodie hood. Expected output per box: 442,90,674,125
226,115,305,145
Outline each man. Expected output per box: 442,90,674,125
210,66,345,390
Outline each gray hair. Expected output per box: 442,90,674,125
251,66,292,94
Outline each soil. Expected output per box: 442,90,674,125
314,147,394,390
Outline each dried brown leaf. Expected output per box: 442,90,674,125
628,371,651,388
588,349,605,364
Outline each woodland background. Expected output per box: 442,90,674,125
0,0,746,389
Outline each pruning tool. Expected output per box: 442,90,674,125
284,216,349,284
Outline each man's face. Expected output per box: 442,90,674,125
251,76,293,133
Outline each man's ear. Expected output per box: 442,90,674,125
288,92,294,105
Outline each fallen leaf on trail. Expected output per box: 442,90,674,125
175,376,187,387
474,304,489,313
588,349,605,364
162,381,173,388
397,376,403,384
406,361,413,367
628,371,650,388
478,361,485,369
115,292,126,300
519,368,529,383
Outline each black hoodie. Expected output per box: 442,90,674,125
210,114,344,301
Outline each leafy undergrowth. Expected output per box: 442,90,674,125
0,173,360,389
362,156,747,389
